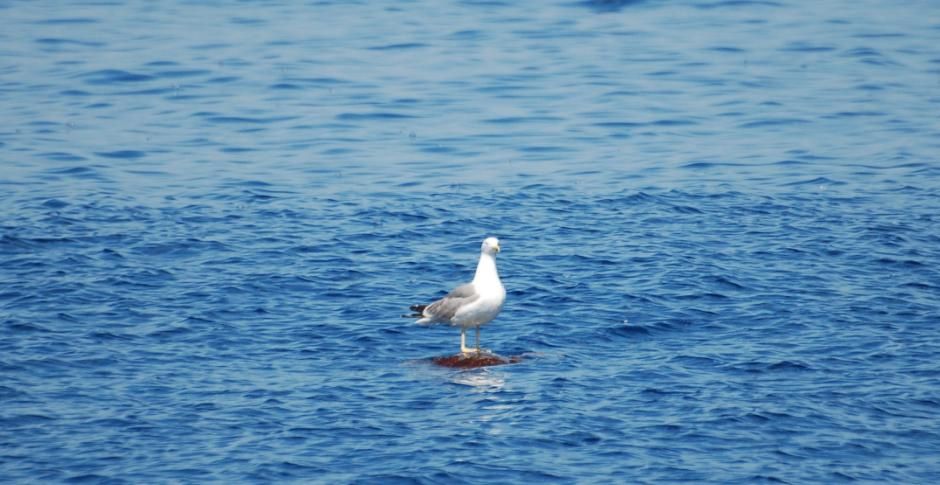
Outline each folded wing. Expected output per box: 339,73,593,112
415,283,479,324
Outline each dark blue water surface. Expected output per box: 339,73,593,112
3,0,940,482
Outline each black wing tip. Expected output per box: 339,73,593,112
402,304,426,318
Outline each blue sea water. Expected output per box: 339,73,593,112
2,0,940,482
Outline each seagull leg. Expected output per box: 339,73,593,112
460,327,470,354
475,326,482,354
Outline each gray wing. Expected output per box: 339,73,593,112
422,283,479,323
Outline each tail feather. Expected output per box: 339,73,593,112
402,304,427,319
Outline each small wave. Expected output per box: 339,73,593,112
7,322,53,333
767,360,812,372
578,0,648,12
680,161,719,169
207,75,241,84
695,0,782,9
449,29,484,40
146,325,192,339
32,17,98,25
782,176,846,186
336,112,418,121
738,118,810,129
823,110,886,119
708,46,746,53
875,257,924,268
779,42,836,52
1,414,56,426
707,275,747,291
419,144,457,154
771,159,809,167
204,115,300,124
39,151,86,161
154,69,211,79
517,145,574,153
78,69,154,84
593,121,643,128
269,83,302,90
59,89,91,97
42,198,69,209
96,150,146,159
670,204,704,214
36,38,104,48
606,324,652,337
366,42,428,50
484,116,564,124
726,360,813,374
671,354,719,368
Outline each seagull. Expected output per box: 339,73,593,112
408,237,506,355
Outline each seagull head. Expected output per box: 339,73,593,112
481,236,501,255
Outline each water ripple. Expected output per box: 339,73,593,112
2,0,940,483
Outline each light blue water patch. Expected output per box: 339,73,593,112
2,0,940,482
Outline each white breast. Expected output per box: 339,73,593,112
453,248,505,327
453,285,504,327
